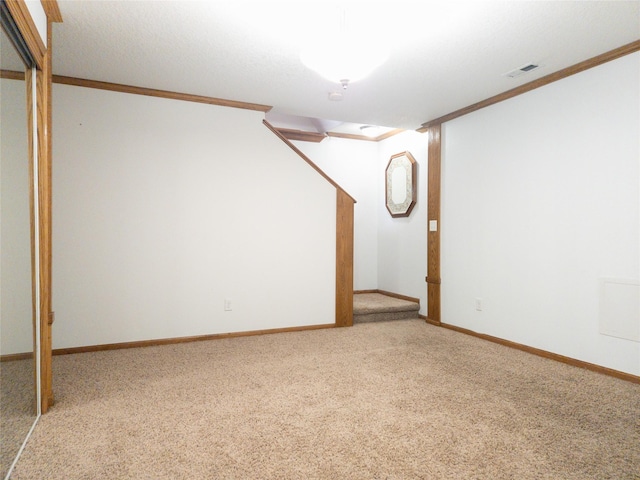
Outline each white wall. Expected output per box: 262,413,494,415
297,130,429,314
52,84,337,349
378,131,429,314
441,53,639,375
51,54,637,375
25,0,47,47
295,137,379,290
0,78,33,355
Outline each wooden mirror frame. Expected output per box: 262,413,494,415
5,0,62,415
385,151,417,218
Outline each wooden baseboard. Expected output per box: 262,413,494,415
438,323,640,385
0,352,34,362
354,289,420,304
421,313,442,326
53,323,336,356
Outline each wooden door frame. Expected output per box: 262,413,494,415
6,0,62,414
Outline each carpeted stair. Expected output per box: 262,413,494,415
353,292,420,323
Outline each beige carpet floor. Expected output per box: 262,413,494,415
1,359,37,477
353,293,420,323
11,320,640,479
353,293,418,314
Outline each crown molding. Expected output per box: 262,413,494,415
276,128,326,143
418,40,640,132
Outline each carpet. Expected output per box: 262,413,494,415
11,320,640,479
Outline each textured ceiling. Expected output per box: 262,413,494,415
52,0,640,132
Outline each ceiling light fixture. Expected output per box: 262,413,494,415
300,8,389,89
359,125,381,138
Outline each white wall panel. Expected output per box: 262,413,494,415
377,131,428,315
441,53,639,375
296,137,378,290
52,85,336,348
25,0,47,46
297,130,430,315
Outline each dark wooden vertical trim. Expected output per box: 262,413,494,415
426,125,442,325
335,189,354,327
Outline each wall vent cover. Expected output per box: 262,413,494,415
504,63,540,78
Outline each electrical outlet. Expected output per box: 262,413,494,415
224,299,232,311
475,298,483,311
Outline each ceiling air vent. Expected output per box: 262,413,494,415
504,63,540,78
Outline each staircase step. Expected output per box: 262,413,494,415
353,293,420,323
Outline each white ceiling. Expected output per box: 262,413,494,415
52,1,639,133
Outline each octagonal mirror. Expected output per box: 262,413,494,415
385,151,417,217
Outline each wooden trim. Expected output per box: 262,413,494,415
375,129,404,141
5,0,56,414
335,189,354,327
426,125,442,325
263,120,356,203
327,131,379,142
354,290,420,304
377,290,419,304
276,128,326,143
52,75,272,113
52,324,337,356
326,128,404,142
41,0,62,23
0,352,34,362
5,0,45,68
353,288,418,302
35,18,54,413
418,40,640,131
440,323,640,385
354,289,420,304
1,69,25,80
